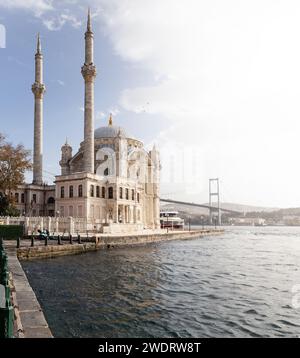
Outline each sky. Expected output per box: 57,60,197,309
1,0,300,208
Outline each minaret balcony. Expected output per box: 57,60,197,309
81,64,97,80
32,82,46,97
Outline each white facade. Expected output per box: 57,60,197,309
56,121,160,231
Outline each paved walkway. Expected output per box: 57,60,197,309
5,245,53,338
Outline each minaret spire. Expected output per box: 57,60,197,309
81,8,97,174
37,33,41,54
87,7,92,32
108,113,113,126
32,33,46,185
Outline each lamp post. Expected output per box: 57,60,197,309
166,214,169,233
214,216,217,229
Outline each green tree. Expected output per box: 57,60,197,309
0,133,32,215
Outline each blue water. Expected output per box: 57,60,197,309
22,226,300,337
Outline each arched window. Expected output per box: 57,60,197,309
47,197,55,204
90,185,94,197
101,187,105,198
69,186,73,198
119,187,123,199
131,189,135,201
78,185,83,197
137,193,140,203
126,188,129,200
61,186,64,198
104,168,109,176
96,186,100,198
108,187,113,199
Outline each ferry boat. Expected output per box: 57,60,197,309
160,211,185,229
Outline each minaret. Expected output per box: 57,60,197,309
32,33,46,185
81,8,97,173
150,145,161,229
60,138,73,176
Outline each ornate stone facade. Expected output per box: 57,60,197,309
55,119,160,231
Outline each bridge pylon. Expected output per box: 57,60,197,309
209,178,221,226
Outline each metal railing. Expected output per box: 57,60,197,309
0,238,14,338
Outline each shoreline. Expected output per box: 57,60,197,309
5,246,53,338
16,229,224,261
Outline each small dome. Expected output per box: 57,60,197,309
62,138,72,148
94,125,133,139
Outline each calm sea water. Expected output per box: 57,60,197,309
22,226,300,338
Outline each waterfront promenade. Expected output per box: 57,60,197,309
5,246,53,338
9,229,224,260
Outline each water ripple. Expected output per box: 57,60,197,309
22,226,300,338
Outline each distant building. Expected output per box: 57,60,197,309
282,215,300,226
229,217,266,226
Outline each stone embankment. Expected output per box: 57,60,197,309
15,229,224,260
5,246,53,338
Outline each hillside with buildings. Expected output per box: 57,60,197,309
161,202,300,226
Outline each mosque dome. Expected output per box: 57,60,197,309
94,125,130,139
94,114,134,139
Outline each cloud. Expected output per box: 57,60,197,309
108,108,120,117
96,110,105,120
94,0,300,206
0,0,54,16
42,12,82,31
95,108,120,123
0,0,82,31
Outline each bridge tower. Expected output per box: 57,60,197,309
209,178,221,226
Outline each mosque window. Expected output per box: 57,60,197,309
96,186,100,198
69,186,74,198
101,187,105,198
104,168,109,176
126,188,129,200
78,185,83,197
132,189,135,201
48,197,55,204
108,187,113,199
119,187,123,199
90,185,95,197
61,187,64,198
